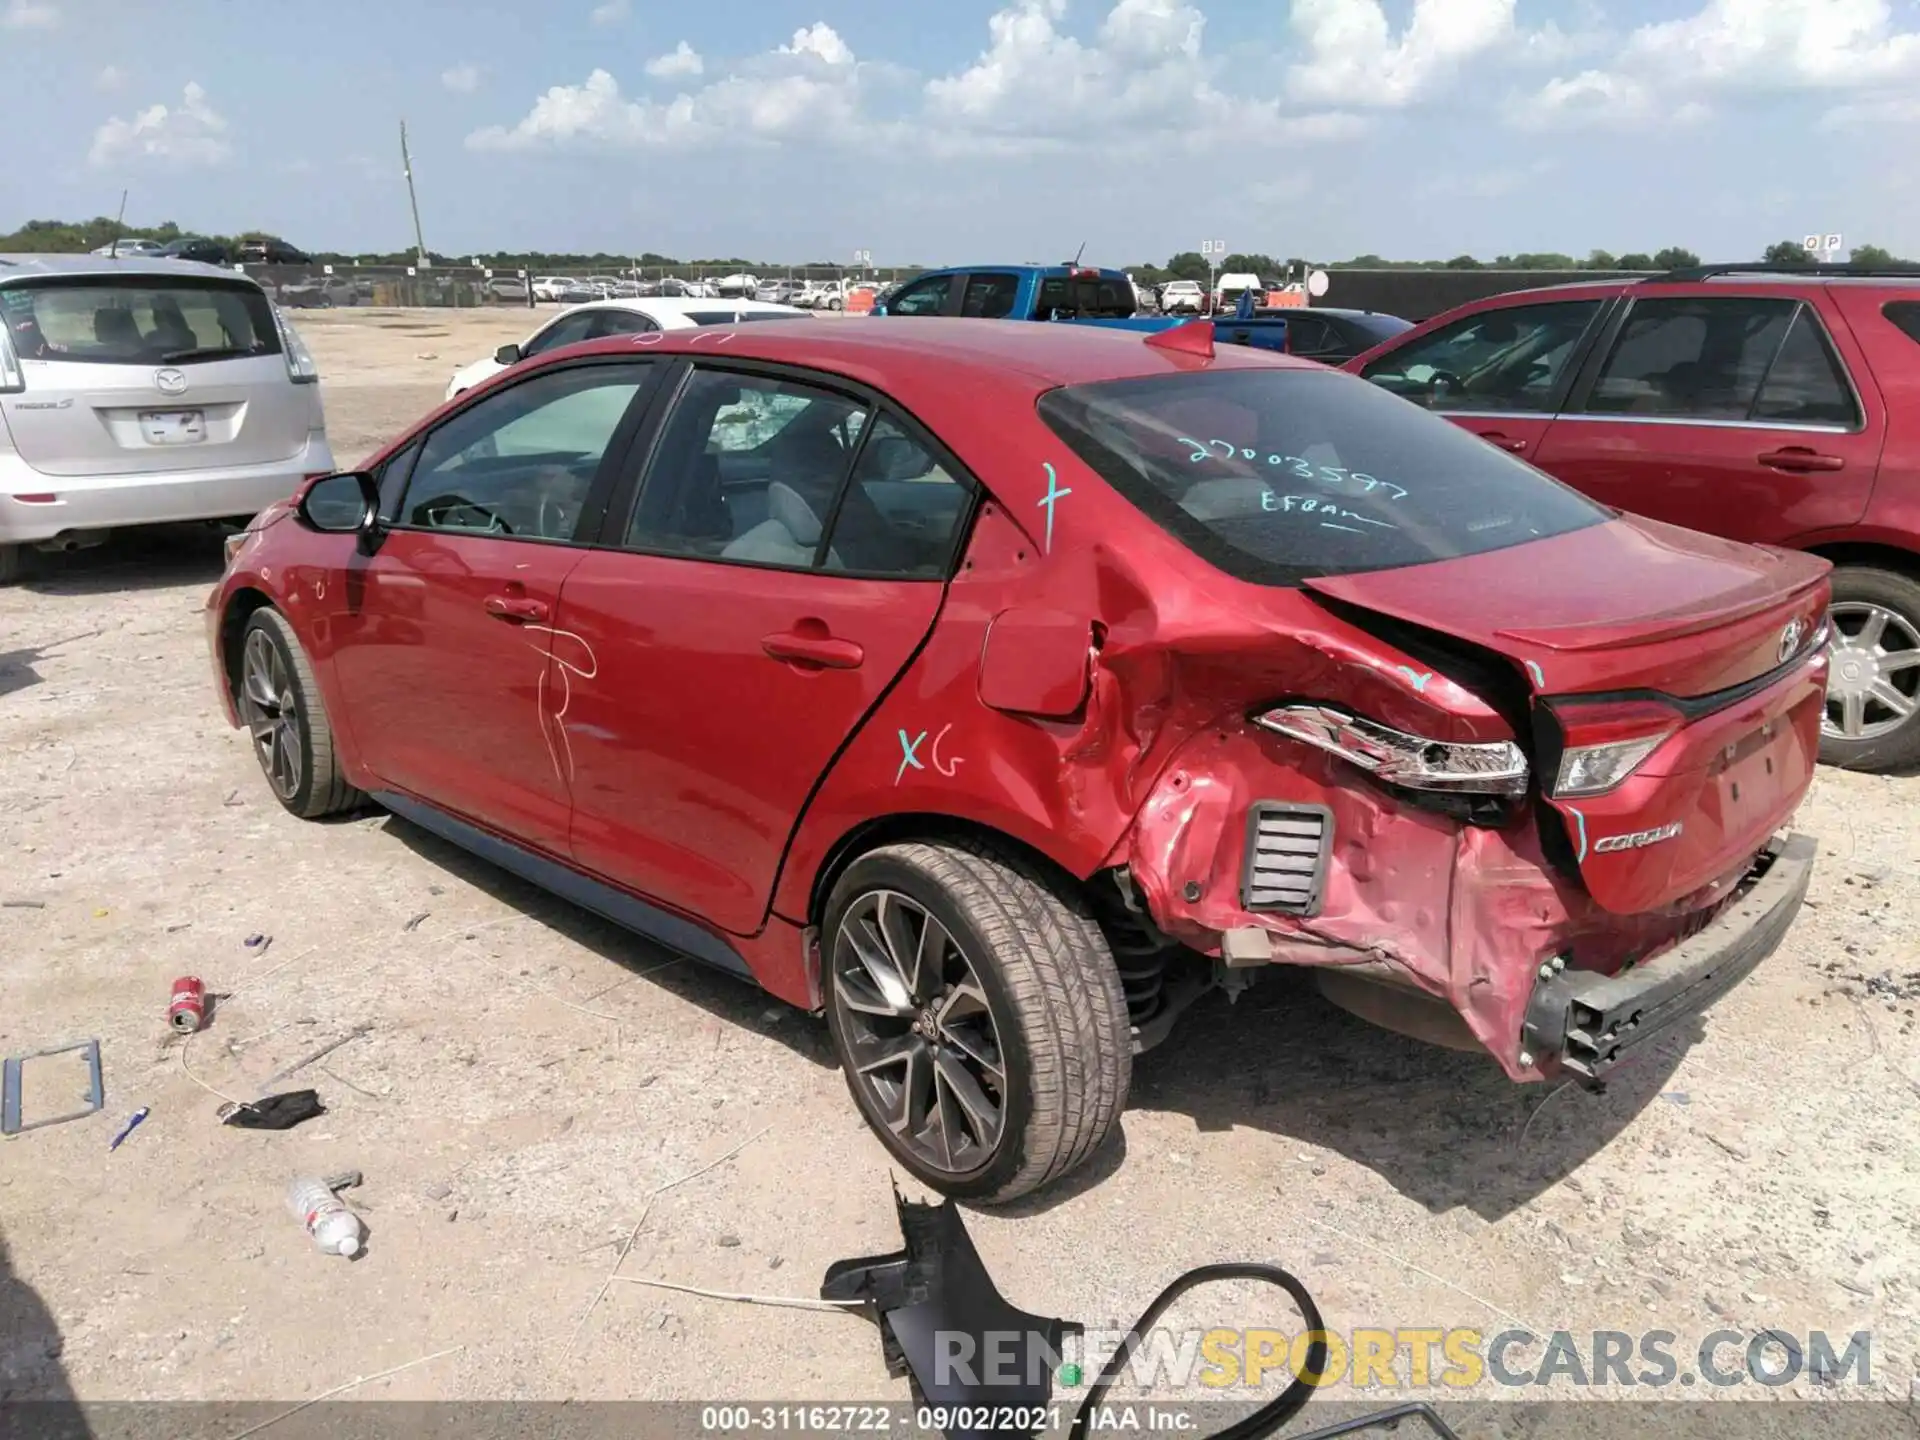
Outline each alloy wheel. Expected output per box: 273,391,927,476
1824,602,1920,742
831,890,1007,1177
241,629,304,801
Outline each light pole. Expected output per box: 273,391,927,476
1201,239,1226,313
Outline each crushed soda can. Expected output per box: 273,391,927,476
168,976,207,1034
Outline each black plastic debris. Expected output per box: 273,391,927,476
219,1089,325,1130
822,1186,1074,1438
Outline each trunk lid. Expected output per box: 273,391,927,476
1305,514,1831,914
6,355,311,476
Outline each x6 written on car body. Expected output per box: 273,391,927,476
212,318,1824,1203
1345,265,1920,770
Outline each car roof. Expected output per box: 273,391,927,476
550,314,1309,393
0,252,251,283
562,297,806,324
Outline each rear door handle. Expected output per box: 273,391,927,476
761,631,864,670
1759,448,1845,473
484,594,549,623
1475,430,1529,453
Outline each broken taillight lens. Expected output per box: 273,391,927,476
1255,704,1529,796
1549,698,1681,798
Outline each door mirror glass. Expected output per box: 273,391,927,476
297,472,378,533
494,342,522,366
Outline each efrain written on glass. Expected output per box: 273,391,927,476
1036,368,1611,586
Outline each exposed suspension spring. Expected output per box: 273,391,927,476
1097,872,1175,1027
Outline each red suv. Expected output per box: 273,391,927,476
209,319,1825,1201
1345,264,1920,771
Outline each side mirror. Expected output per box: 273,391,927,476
296,471,379,536
494,342,522,366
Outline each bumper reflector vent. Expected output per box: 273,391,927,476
1242,802,1333,915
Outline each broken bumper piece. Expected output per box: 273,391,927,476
1523,831,1815,1081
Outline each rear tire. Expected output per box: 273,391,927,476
236,608,363,818
1820,565,1920,772
823,838,1131,1203
0,544,21,585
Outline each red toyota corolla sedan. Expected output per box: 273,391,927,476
208,318,1827,1201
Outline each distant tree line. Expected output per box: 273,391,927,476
2,216,1914,277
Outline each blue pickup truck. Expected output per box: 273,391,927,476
871,263,1297,352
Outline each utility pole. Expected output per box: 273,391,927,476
400,120,428,267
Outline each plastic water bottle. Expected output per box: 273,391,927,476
287,1176,364,1257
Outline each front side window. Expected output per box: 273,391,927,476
884,276,951,316
522,312,598,357
0,276,279,365
961,273,1020,319
625,369,870,567
1579,296,1804,421
396,363,650,540
1037,368,1610,585
1360,300,1602,413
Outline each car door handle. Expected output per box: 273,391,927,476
484,594,549,623
1475,430,1529,453
761,631,864,669
1759,448,1845,473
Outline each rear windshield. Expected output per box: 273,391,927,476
683,310,810,326
0,276,279,366
1036,368,1611,585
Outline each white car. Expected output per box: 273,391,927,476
529,276,572,303
90,238,166,258
1159,279,1204,314
443,297,812,400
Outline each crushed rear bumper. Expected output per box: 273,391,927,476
1522,832,1814,1081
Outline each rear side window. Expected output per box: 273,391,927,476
1037,369,1610,585
1359,300,1601,413
961,273,1020,319
1750,307,1860,427
1582,296,1793,420
1885,301,1920,345
0,276,279,366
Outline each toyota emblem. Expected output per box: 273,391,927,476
1778,616,1806,663
154,368,189,396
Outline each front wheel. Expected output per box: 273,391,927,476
236,608,364,818
1821,565,1920,771
823,839,1131,1203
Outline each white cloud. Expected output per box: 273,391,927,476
922,0,1339,153
442,63,482,93
88,82,233,169
644,41,704,79
1286,0,1517,107
95,64,126,91
779,20,854,66
1525,0,1920,131
468,25,866,153
589,0,628,24
2,0,58,29
1820,93,1920,129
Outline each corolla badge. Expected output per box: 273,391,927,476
1592,821,1684,854
153,368,189,396
1778,617,1806,664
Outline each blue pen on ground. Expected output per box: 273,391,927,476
109,1107,149,1151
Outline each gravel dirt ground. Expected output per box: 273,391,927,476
2,308,1918,1429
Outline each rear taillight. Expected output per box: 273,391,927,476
1549,699,1681,798
1255,704,1529,796
0,324,23,394
272,306,319,384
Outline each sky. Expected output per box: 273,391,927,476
4,0,1918,265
